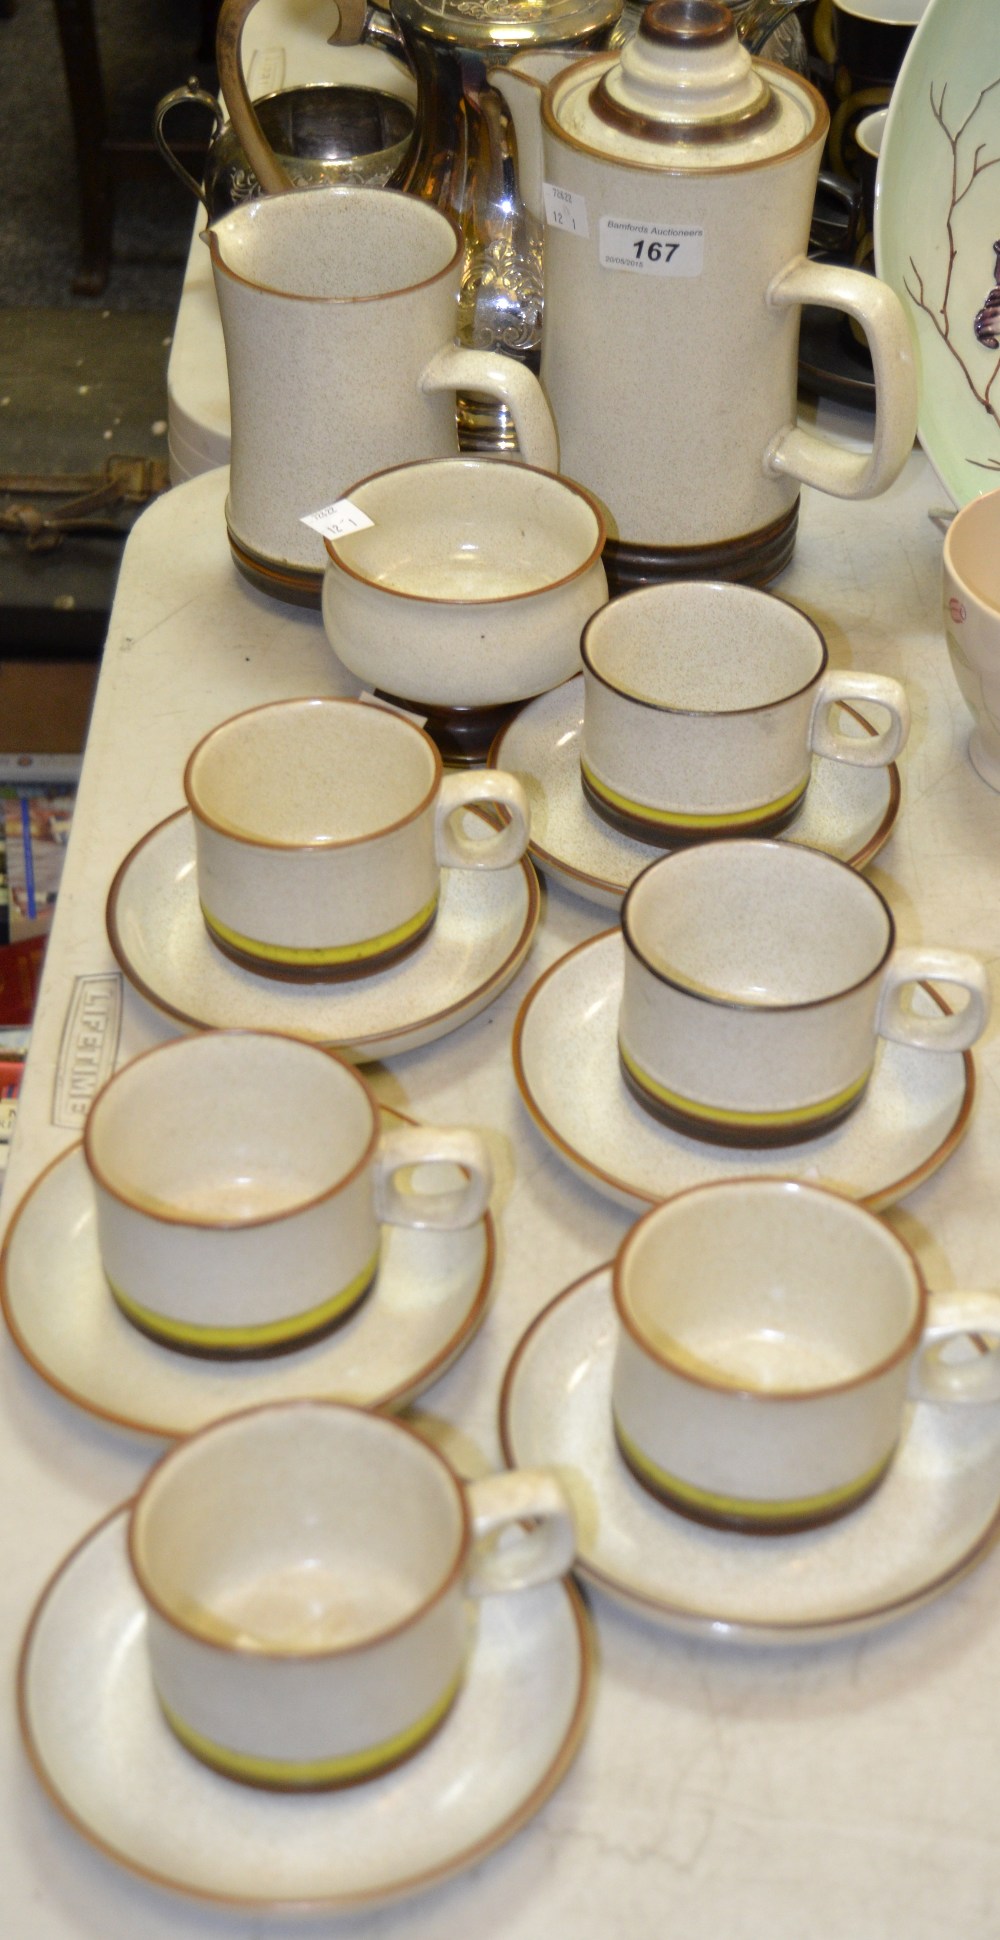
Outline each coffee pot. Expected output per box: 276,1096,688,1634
494,0,918,591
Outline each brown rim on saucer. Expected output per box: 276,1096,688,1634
105,808,542,1054
488,691,901,894
0,1124,497,1438
510,929,977,1212
17,1507,595,1909
497,1267,1000,1636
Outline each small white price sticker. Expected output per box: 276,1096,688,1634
301,497,375,540
599,217,704,277
543,182,589,238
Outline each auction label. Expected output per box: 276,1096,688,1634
599,217,704,276
301,498,374,541
543,183,589,237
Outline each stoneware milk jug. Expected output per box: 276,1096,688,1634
206,184,559,604
494,0,917,592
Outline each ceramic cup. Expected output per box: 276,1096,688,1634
854,105,887,238
128,1399,576,1789
579,581,909,844
83,1033,492,1357
183,697,530,979
611,1177,1000,1534
321,456,608,763
942,488,1000,793
618,840,990,1146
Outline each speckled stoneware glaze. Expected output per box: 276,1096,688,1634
512,930,975,1213
619,841,990,1145
610,1178,1000,1534
82,1033,491,1359
127,1402,576,1791
580,581,909,840
491,675,901,906
106,808,540,1059
1,1117,496,1438
19,1511,592,1908
942,487,1000,792
207,186,558,597
184,698,530,980
499,1266,1000,1641
494,1,916,587
321,457,608,711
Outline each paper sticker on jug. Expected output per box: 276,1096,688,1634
543,183,589,238
599,218,704,277
301,499,375,541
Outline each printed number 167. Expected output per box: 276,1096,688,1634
633,239,678,262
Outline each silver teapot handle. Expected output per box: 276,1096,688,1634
216,0,293,193
153,78,225,209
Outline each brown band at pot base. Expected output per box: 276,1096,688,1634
602,501,799,598
228,530,324,608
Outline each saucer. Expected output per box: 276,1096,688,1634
500,1269,1000,1643
513,931,974,1212
1,1116,494,1437
490,678,900,909
18,1509,592,1908
107,810,540,1057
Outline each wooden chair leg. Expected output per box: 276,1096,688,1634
49,0,114,294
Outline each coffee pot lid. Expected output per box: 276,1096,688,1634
552,0,819,166
391,0,621,54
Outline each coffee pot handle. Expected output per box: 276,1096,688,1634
764,255,917,500
216,0,293,195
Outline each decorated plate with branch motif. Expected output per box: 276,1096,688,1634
875,0,1000,504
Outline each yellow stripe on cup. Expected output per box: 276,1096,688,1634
200,892,438,969
618,1040,871,1132
158,1669,462,1790
580,759,806,831
108,1250,378,1353
614,1416,891,1528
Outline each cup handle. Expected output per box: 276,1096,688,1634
434,770,530,870
910,1292,1000,1405
373,1125,492,1229
808,670,910,767
419,344,559,472
764,255,917,500
464,1470,577,1596
875,950,991,1053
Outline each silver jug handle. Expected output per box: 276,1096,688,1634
153,78,225,209
327,1,408,60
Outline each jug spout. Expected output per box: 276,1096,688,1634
491,54,568,227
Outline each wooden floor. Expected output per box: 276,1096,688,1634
0,307,174,746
